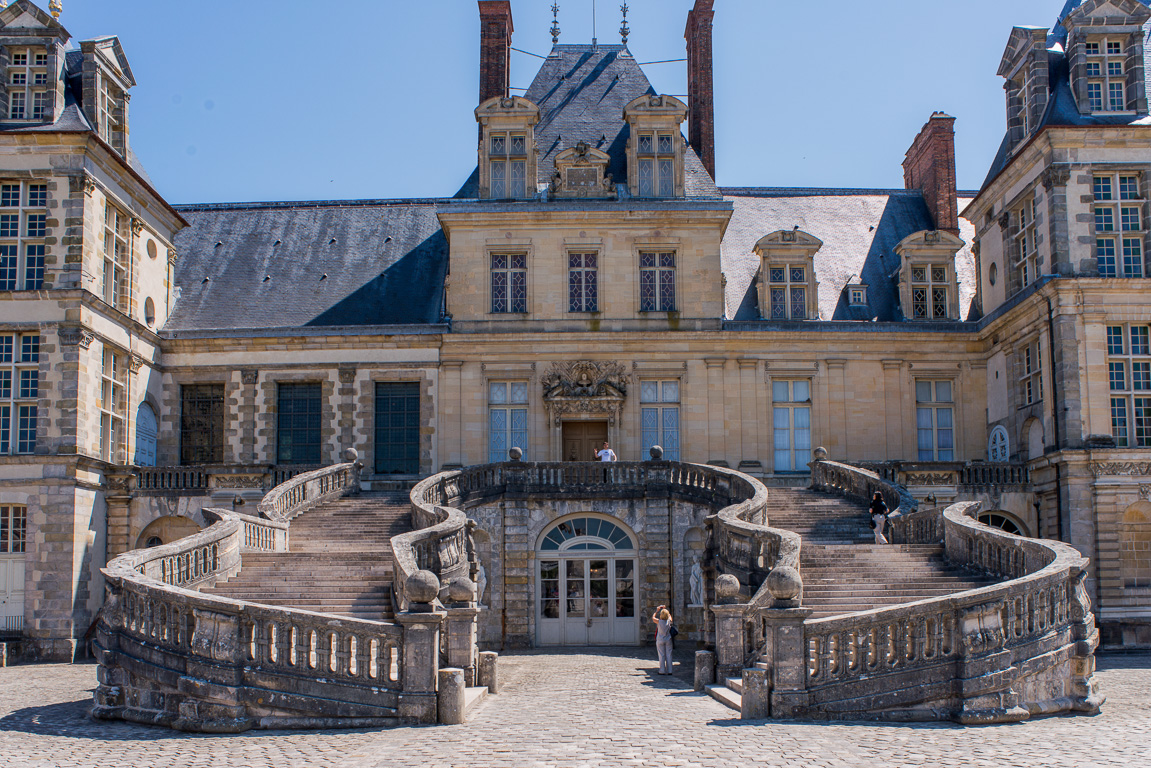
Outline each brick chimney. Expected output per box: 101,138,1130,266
902,112,959,236
478,1,513,105
685,0,716,181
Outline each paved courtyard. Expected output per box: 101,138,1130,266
0,649,1148,768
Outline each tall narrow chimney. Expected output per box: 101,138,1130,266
902,112,959,236
478,1,513,105
685,0,716,181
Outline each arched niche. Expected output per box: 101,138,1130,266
134,402,158,466
1024,418,1045,461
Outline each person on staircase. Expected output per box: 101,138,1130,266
869,491,889,544
652,606,674,675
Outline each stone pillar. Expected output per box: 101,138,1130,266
710,604,747,680
104,470,135,559
173,607,252,733
736,358,761,472
478,651,499,694
396,572,446,725
760,608,811,719
445,578,479,686
704,358,726,465
438,668,466,725
694,649,715,691
740,667,769,720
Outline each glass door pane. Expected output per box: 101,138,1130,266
589,560,609,618
565,560,585,618
614,559,635,618
540,560,560,619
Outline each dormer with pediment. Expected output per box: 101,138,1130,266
475,95,540,200
80,35,135,157
623,94,688,199
1062,0,1150,118
549,142,616,200
895,230,965,322
0,0,69,126
997,26,1051,153
754,230,822,321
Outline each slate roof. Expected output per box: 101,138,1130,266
167,201,449,333
455,44,719,199
720,190,978,323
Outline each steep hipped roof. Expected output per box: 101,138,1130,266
720,190,977,323
456,44,719,198
167,201,449,333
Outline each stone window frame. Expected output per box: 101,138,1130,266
915,378,956,461
1017,337,1044,408
275,380,324,466
847,285,868,307
4,45,48,121
101,199,132,313
96,69,128,155
770,378,813,474
489,249,530,315
474,96,540,201
1093,170,1145,278
639,379,680,462
753,231,822,322
355,369,432,480
1107,323,1151,447
1082,36,1132,113
1013,194,1039,286
0,331,38,455
622,94,688,200
895,231,963,322
637,250,677,313
988,424,1010,462
0,503,26,553
0,178,48,291
178,381,226,466
567,249,599,314
98,341,128,463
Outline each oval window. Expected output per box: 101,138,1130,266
147,239,158,259
988,262,998,286
144,296,156,326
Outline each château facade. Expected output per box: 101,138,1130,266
1,0,1150,660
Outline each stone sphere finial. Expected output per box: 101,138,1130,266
766,566,802,605
714,573,741,603
649,445,664,460
448,576,475,604
406,570,441,604
508,446,523,461
813,446,828,461
343,447,359,462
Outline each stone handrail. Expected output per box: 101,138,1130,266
793,501,1101,722
886,503,945,545
852,460,1031,492
256,457,362,522
811,459,918,518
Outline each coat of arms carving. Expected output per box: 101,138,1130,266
541,360,629,425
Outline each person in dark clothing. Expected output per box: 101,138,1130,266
869,491,889,544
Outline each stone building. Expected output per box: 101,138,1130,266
1,0,1150,660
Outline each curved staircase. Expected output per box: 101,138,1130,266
202,491,412,620
706,486,1001,710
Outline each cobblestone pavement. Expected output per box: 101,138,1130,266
1,650,1149,768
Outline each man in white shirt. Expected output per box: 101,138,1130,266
594,441,617,462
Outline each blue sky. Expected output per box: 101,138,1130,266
57,0,1066,203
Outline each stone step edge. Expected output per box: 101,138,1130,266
705,683,741,712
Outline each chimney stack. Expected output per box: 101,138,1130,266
902,113,959,237
685,0,716,181
478,1,514,105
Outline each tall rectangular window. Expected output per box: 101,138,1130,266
102,202,131,310
489,381,528,463
911,265,949,320
1108,324,1151,447
489,132,527,199
0,505,26,553
636,132,675,197
0,333,38,454
916,380,954,461
772,380,812,472
491,254,527,313
641,380,680,461
568,252,598,312
1015,197,1038,285
639,252,675,312
375,382,420,474
767,264,808,320
1021,341,1043,406
99,346,126,462
0,181,48,291
1095,173,1143,277
277,383,323,464
1084,37,1128,112
6,46,49,121
180,384,225,465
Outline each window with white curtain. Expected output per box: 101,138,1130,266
772,380,811,472
916,380,954,461
489,381,528,463
640,380,679,461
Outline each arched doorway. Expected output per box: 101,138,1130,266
978,511,1028,537
135,515,202,550
536,515,638,646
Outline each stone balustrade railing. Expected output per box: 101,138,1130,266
853,460,1031,493
134,464,323,495
95,450,454,733
256,455,362,522
768,501,1101,723
811,459,918,518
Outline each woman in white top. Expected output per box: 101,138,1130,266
594,441,617,462
652,606,673,674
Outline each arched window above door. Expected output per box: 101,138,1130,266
539,516,634,551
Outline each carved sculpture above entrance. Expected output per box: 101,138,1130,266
541,360,628,426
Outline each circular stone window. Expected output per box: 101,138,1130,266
147,239,158,259
988,262,998,286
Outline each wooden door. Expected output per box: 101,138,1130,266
562,421,609,462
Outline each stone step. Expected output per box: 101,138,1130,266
725,676,743,695
464,686,489,719
705,683,741,712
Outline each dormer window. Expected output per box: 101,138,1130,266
1083,37,1129,112
475,96,540,201
848,286,867,306
768,265,809,320
754,230,822,322
490,131,527,199
623,95,688,199
5,46,49,122
98,74,127,153
636,132,675,197
911,265,950,320
895,230,964,321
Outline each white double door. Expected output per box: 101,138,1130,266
537,556,639,646
0,554,24,632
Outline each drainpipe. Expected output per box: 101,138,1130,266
1045,295,1064,542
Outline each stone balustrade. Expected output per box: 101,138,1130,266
134,464,322,495
811,458,918,518
853,460,1031,494
256,455,362,522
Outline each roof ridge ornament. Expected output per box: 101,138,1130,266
620,3,630,45
551,3,561,45
49,0,62,19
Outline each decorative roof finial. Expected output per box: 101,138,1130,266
620,3,630,46
49,0,62,19
551,3,561,44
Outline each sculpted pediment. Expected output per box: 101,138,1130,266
541,360,629,425
550,141,616,199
